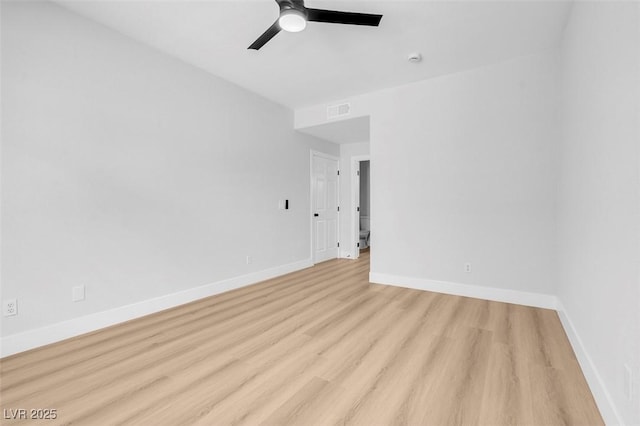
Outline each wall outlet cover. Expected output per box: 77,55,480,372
3,299,18,316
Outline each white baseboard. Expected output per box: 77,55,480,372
0,258,313,358
369,272,558,309
556,301,624,426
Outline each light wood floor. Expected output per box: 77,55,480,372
0,252,603,425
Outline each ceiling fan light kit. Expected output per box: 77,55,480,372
248,0,383,50
279,9,307,32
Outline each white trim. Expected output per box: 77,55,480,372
368,272,558,309
352,158,360,259
0,258,312,358
556,301,624,426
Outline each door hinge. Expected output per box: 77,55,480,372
357,206,360,212
337,206,340,212
357,242,360,248
337,170,340,176
337,242,340,248
357,170,360,176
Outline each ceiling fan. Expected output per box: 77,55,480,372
248,0,383,50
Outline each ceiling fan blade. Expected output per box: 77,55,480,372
306,8,382,26
248,20,281,50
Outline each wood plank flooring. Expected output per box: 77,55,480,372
0,252,603,425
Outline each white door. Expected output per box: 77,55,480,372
312,153,339,263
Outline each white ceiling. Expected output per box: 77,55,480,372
56,0,572,109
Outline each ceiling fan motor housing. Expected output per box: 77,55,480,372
278,0,307,15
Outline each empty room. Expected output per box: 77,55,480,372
1,0,639,425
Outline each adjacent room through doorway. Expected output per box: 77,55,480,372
358,160,370,253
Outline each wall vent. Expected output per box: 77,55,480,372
327,102,351,119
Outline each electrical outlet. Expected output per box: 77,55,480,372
624,364,633,400
246,255,252,265
464,263,472,273
3,299,18,316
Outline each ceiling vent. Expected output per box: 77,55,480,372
327,102,351,119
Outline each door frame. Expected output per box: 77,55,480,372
310,150,341,264
351,155,370,259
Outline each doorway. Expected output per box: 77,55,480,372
311,151,340,263
358,160,371,253
352,155,370,259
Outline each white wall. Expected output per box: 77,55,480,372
557,2,640,425
295,53,560,306
369,52,559,298
0,1,337,345
338,142,369,258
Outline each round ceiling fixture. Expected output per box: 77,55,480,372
408,52,422,63
279,9,307,32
